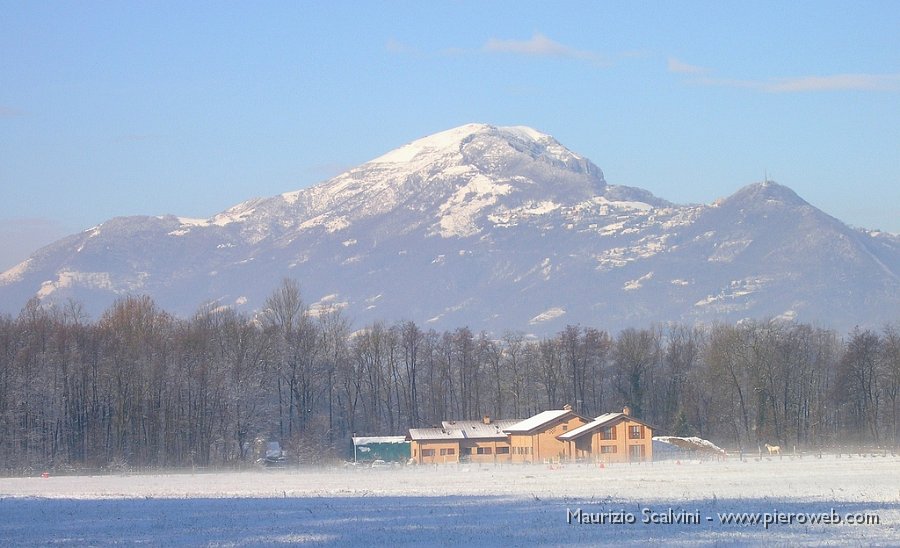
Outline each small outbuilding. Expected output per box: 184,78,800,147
351,436,410,463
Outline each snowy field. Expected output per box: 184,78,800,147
1,455,899,546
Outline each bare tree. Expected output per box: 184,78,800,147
538,337,563,409
502,331,527,419
882,324,900,448
834,328,882,443
612,328,660,419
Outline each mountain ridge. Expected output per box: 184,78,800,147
1,124,898,334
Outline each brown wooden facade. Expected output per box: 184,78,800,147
408,428,462,464
459,439,512,463
407,407,653,465
408,418,518,464
559,409,653,463
505,407,589,464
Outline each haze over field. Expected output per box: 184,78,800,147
2,457,899,545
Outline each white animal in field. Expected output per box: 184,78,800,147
765,443,781,455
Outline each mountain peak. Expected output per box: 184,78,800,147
366,123,596,176
264,124,611,241
368,123,492,164
721,180,809,209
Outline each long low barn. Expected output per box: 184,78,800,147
408,417,519,465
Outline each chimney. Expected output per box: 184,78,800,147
482,415,491,425
623,405,631,416
563,404,572,411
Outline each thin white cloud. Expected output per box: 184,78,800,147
385,38,417,54
760,74,900,93
672,59,900,93
691,73,900,93
667,57,709,75
0,106,25,118
115,133,159,143
483,33,607,65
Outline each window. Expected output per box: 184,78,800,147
562,424,568,432
496,447,510,454
600,445,617,454
601,426,616,440
440,448,456,456
422,449,435,457
476,447,493,455
629,445,645,460
629,425,644,439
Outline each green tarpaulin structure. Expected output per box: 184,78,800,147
352,436,410,463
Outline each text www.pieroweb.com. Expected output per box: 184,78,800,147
717,509,880,529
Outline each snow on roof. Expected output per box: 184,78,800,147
504,409,574,433
440,420,521,439
407,428,465,441
352,436,409,446
558,413,623,440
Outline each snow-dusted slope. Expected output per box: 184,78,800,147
1,124,898,333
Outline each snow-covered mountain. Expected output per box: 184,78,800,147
2,123,899,334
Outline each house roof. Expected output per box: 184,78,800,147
441,419,521,439
557,412,654,441
558,413,623,440
504,409,578,434
407,427,465,441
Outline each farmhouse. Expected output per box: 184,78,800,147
405,405,653,465
444,417,519,463
503,405,590,463
557,406,653,463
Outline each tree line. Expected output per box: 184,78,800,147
1,279,898,472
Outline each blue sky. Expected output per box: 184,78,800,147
2,1,899,270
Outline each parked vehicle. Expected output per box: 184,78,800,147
261,441,287,467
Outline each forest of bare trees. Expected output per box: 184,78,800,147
1,279,898,472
